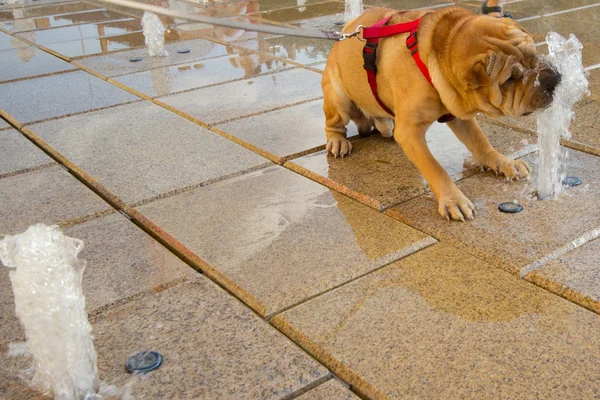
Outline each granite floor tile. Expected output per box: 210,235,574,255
0,212,194,345
363,0,454,9
0,70,139,125
112,52,291,98
0,128,53,176
297,379,359,400
260,2,344,24
158,68,322,125
1,10,129,33
0,117,10,130
0,30,29,50
27,101,271,204
215,99,359,162
0,2,101,21
386,148,600,275
527,237,600,314
273,243,600,400
236,35,334,65
23,18,140,44
286,122,536,210
0,46,77,82
74,38,230,77
0,280,329,399
0,165,111,235
136,166,434,317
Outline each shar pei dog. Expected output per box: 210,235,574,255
322,7,560,221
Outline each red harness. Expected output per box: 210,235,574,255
361,14,455,123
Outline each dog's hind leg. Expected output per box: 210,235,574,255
373,118,394,138
351,108,374,138
322,69,354,158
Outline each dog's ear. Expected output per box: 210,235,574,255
463,57,491,90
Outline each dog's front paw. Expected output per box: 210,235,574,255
326,137,352,158
438,189,475,221
483,152,530,181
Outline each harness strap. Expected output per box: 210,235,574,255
361,14,455,123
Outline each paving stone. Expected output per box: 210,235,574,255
215,99,359,162
508,0,600,19
273,243,600,400
0,70,139,125
286,122,536,210
136,166,435,317
386,148,600,275
0,30,28,50
0,165,111,235
0,117,9,130
297,379,359,400
112,53,291,98
158,68,322,125
236,35,335,65
527,237,600,313
0,280,331,399
520,12,600,67
28,101,271,204
23,18,140,45
260,2,344,24
0,46,77,82
1,10,129,32
0,128,53,176
0,1,101,21
75,38,230,77
0,212,194,345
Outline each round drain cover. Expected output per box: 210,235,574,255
563,176,581,187
129,57,143,62
126,351,163,374
498,202,523,213
177,49,190,54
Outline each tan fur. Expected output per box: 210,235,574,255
322,7,557,221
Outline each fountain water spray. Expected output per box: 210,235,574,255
536,32,588,199
344,0,363,21
141,12,168,57
0,224,100,399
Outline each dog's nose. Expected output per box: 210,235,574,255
538,67,561,95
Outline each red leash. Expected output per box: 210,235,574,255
361,14,455,123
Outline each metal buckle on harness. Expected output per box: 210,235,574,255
363,41,378,71
406,31,418,55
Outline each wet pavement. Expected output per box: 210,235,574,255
2,0,600,399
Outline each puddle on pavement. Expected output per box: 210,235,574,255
0,1,101,21
26,18,141,44
1,9,127,32
115,53,290,98
238,35,334,64
260,1,345,24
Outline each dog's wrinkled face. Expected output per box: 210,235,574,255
452,17,560,118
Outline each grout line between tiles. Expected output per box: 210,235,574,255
281,374,333,400
20,99,144,128
265,236,438,321
0,66,79,85
520,227,600,277
125,162,274,208
543,2,600,17
0,161,56,180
